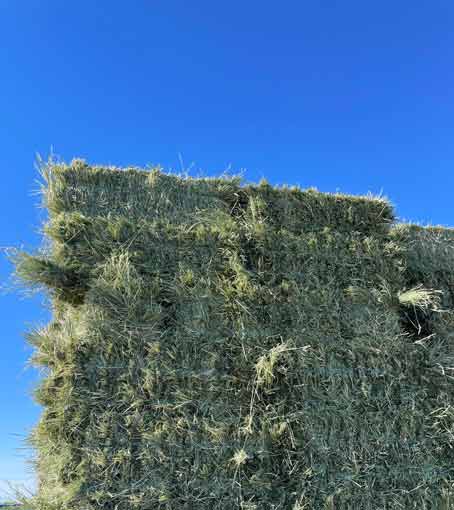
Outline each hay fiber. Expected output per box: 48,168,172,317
13,160,454,509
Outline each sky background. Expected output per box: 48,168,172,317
1,0,454,500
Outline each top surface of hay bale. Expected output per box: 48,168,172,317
42,160,394,235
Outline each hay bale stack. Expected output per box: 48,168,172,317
15,160,454,509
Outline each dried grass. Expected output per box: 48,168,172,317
12,159,454,509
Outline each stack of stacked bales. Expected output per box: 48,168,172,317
390,224,454,501
14,160,454,509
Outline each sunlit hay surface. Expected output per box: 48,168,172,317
13,159,454,509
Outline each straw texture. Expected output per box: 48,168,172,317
14,160,454,509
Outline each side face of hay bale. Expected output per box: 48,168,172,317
15,161,454,509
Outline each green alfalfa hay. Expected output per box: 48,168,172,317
11,159,454,509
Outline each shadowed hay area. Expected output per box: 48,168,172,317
13,160,454,509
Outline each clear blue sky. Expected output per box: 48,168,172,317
1,0,454,498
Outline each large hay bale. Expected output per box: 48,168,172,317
14,160,454,509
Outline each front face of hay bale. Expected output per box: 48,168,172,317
15,161,454,509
